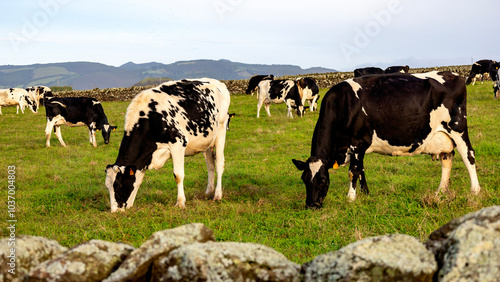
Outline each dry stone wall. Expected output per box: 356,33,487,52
1,206,499,281
53,65,473,101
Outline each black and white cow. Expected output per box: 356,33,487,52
296,77,320,112
26,85,53,108
105,78,231,212
246,74,274,95
353,67,384,78
492,63,500,99
292,71,481,209
44,97,116,147
0,88,38,114
257,79,303,118
466,59,497,85
385,65,410,74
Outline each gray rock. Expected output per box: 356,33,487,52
0,235,67,282
27,239,134,282
152,242,301,281
302,234,436,282
425,205,500,281
104,223,214,282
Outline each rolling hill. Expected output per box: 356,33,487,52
0,60,336,90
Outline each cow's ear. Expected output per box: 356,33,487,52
112,126,117,131
292,159,307,171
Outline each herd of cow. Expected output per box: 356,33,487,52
0,60,497,211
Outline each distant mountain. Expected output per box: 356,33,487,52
0,60,336,90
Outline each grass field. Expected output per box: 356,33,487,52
1,82,499,264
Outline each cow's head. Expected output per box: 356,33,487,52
292,157,330,209
99,124,117,144
105,164,145,212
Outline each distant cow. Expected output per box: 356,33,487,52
385,65,410,74
246,74,274,95
105,78,231,212
293,71,480,209
466,59,497,85
353,67,384,78
492,64,500,99
44,97,116,147
296,77,320,112
257,79,303,118
0,88,38,114
227,112,236,130
26,86,53,108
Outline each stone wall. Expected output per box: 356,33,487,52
1,205,499,281
53,65,473,101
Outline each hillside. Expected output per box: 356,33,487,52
0,60,336,90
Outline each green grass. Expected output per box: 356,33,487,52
0,82,499,264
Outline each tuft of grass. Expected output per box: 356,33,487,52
0,83,498,264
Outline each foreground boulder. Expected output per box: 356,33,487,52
302,234,436,281
0,235,68,282
152,242,301,281
27,239,134,282
425,205,500,281
104,223,214,282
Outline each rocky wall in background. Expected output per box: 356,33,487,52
53,65,473,102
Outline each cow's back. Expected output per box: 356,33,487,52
124,79,229,149
343,71,467,154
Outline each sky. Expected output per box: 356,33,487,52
1,0,498,71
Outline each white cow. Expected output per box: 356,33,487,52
0,88,38,114
105,78,231,212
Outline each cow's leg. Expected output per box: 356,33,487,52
450,132,481,194
171,144,187,208
359,169,369,195
0,106,2,115
347,148,366,201
286,101,293,118
435,152,453,195
54,125,67,147
257,96,264,118
88,123,97,147
311,96,319,111
213,128,226,202
264,102,271,116
203,147,216,196
45,119,54,147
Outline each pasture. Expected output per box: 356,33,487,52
0,81,499,264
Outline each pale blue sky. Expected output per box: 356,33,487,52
1,0,498,71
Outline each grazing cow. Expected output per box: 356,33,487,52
257,79,303,118
353,67,384,78
492,66,500,99
292,71,481,209
296,77,320,112
385,65,410,74
0,88,38,114
227,113,236,130
466,59,497,85
105,78,231,212
26,85,53,108
471,73,487,85
44,97,116,147
246,74,274,96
